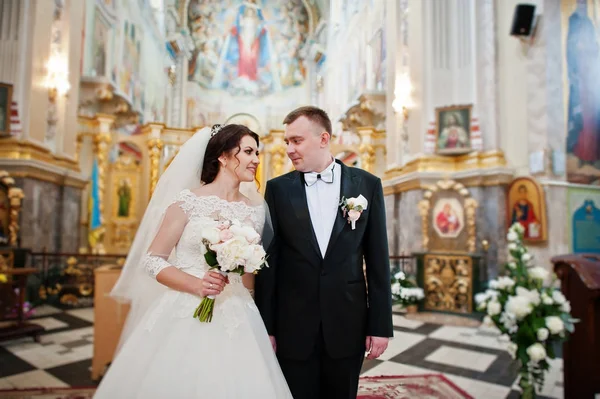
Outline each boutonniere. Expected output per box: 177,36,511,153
339,195,368,230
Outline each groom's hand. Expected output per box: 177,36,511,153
269,335,277,352
365,336,389,359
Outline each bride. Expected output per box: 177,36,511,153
94,124,292,398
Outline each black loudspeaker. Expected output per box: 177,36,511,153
510,4,536,36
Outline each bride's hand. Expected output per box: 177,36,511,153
197,271,227,297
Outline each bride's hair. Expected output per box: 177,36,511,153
201,124,260,184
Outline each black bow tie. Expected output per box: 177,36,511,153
304,168,334,186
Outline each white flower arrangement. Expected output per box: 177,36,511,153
391,271,424,307
475,223,577,397
194,219,268,322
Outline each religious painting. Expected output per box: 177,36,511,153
567,187,600,253
432,198,464,238
419,180,478,253
563,0,600,184
119,20,142,104
506,177,547,242
0,83,12,137
116,178,132,218
435,105,472,155
91,14,108,77
187,0,310,97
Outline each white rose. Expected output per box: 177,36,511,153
511,223,525,234
522,253,532,263
229,223,261,244
545,316,564,335
243,246,266,273
507,231,518,242
497,276,516,291
541,293,553,305
489,279,499,289
505,295,533,320
552,290,566,305
526,343,547,363
508,243,518,251
391,282,401,296
537,328,549,341
529,266,549,282
487,301,502,316
394,271,406,280
507,261,517,269
560,301,571,313
516,286,540,306
507,342,518,359
214,237,248,272
201,227,221,245
347,195,368,210
475,293,488,306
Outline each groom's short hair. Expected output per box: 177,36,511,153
283,106,332,135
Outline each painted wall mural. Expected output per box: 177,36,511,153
187,0,309,97
563,0,600,184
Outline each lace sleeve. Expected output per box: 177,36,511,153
143,201,189,279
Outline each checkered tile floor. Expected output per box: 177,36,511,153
0,306,563,398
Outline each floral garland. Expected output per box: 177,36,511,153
475,223,577,398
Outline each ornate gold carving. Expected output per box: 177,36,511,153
269,145,286,178
383,150,511,192
418,200,431,251
8,187,24,246
0,251,14,271
147,138,164,196
464,198,478,252
424,254,473,313
359,143,375,173
0,138,80,172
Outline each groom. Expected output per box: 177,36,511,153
256,106,393,399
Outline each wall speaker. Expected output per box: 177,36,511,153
510,4,536,36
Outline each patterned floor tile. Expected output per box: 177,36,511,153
0,347,35,379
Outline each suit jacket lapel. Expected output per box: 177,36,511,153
288,172,322,261
324,161,359,260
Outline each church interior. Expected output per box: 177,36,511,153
0,0,599,398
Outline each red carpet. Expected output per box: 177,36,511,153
0,375,472,399
357,374,473,399
0,387,95,399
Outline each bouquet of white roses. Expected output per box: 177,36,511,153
391,271,424,307
475,223,576,398
193,219,268,323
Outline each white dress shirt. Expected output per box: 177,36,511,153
305,160,341,257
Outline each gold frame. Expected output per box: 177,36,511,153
434,104,473,155
418,179,479,253
506,176,548,242
0,83,13,137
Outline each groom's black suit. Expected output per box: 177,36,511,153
255,160,393,399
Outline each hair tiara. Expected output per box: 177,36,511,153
210,124,224,137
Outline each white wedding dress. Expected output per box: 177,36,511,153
94,190,292,398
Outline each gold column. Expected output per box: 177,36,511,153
269,145,286,178
358,127,376,173
92,133,111,218
91,114,114,252
8,188,24,246
147,138,164,196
